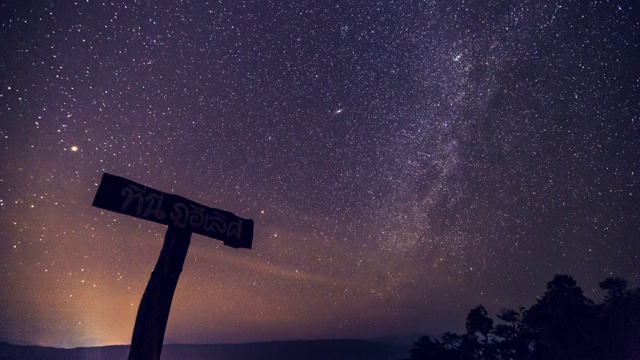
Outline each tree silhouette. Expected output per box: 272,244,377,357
493,307,530,360
402,274,640,360
405,335,466,360
524,274,598,360
600,277,627,302
598,278,640,359
465,305,494,359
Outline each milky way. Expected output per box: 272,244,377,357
1,0,639,347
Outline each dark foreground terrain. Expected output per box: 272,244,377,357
0,339,410,360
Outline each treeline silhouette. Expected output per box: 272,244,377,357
403,274,640,360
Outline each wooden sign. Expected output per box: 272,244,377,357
92,173,255,360
92,172,253,249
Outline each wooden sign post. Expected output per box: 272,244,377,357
92,173,254,360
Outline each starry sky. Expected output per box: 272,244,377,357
1,0,639,349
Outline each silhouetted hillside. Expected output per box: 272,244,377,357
0,339,409,360
0,342,128,360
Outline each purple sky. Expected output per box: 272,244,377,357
1,0,639,348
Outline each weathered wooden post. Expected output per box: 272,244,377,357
92,173,254,360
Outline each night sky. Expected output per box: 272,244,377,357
1,0,639,348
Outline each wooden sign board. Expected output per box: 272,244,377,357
92,173,253,249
